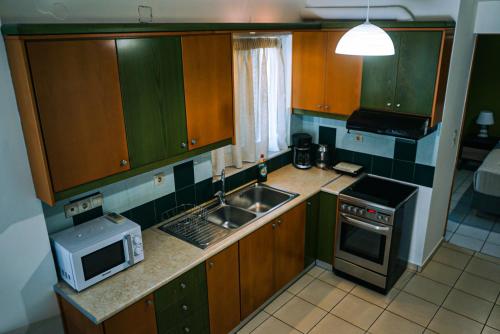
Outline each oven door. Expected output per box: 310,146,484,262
336,213,392,275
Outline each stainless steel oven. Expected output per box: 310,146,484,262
334,175,418,293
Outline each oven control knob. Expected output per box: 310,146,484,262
134,246,143,256
359,209,365,215
352,207,358,214
383,216,389,222
341,204,347,211
133,236,142,245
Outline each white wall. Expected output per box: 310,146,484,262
0,0,305,23
423,0,479,263
474,1,500,33
0,20,59,333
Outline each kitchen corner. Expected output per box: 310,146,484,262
54,164,357,324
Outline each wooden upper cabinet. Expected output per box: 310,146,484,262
274,202,306,290
117,37,188,168
182,34,234,150
206,243,241,334
292,31,362,116
27,39,130,192
324,32,363,116
239,222,275,319
292,32,328,112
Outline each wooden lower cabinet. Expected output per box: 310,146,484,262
239,222,276,319
206,243,241,334
274,203,306,289
239,202,307,318
58,294,156,334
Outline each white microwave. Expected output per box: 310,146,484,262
50,213,144,292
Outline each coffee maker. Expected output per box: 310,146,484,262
292,133,312,169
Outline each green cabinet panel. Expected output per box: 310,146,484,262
117,37,188,168
394,31,442,116
305,194,320,268
317,192,337,264
360,31,401,111
155,263,209,334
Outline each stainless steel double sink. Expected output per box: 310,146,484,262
159,183,298,248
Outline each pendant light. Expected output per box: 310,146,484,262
335,0,395,56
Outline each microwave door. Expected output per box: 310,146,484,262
72,236,130,291
336,213,392,275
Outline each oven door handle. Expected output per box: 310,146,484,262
340,213,391,234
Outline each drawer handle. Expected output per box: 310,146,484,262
180,282,186,289
386,102,392,107
184,327,190,333
181,142,187,149
209,262,214,268
191,139,197,145
120,159,128,167
396,103,401,108
181,304,189,311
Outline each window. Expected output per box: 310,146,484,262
212,34,292,176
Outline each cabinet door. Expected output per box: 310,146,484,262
182,34,234,150
324,32,363,116
104,294,157,334
275,202,306,290
206,243,240,334
394,31,442,117
239,223,275,319
27,40,130,192
117,37,188,168
360,31,401,111
305,195,320,268
317,192,338,264
292,32,328,112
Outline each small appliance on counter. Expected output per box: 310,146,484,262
335,175,418,293
333,162,364,176
315,144,331,169
50,213,144,292
292,133,312,169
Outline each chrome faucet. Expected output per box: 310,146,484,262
215,169,226,204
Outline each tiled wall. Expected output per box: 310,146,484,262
291,114,440,187
43,150,292,233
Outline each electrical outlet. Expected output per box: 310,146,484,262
154,173,166,186
64,193,103,218
354,134,363,142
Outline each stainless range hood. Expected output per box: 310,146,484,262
346,109,430,140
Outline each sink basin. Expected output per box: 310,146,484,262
226,184,296,213
206,205,257,229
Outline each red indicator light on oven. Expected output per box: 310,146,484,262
367,209,377,214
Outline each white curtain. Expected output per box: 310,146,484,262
212,35,291,175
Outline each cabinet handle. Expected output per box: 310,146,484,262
180,142,187,149
277,219,282,225
324,105,329,109
315,104,323,109
386,102,392,107
191,139,197,145
181,304,189,311
396,103,401,108
184,327,190,333
146,299,153,306
272,223,276,229
209,262,214,268
307,202,311,206
180,282,186,289
120,159,128,167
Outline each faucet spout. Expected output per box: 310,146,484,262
215,169,226,204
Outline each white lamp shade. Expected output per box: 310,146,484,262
335,22,395,56
476,111,495,126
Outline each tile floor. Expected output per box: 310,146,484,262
446,169,500,257
237,242,500,334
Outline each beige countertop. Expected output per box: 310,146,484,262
55,165,358,324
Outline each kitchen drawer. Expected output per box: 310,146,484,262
155,263,207,313
161,308,210,334
156,297,208,329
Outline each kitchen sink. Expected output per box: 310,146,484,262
206,205,257,229
226,183,297,213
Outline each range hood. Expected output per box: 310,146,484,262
346,109,430,140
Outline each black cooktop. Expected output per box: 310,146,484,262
341,175,418,208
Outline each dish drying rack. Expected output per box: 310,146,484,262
158,203,230,249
